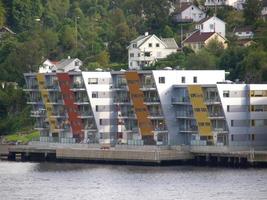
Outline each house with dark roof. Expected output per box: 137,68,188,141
172,3,206,23
196,16,226,37
182,30,227,51
127,33,179,69
233,26,254,40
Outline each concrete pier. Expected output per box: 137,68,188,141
3,144,267,166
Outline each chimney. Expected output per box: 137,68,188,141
145,32,149,36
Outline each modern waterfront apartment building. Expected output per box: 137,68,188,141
24,70,267,147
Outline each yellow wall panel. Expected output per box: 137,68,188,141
36,74,58,132
188,85,213,137
125,72,153,137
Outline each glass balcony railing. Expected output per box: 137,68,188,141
179,126,198,132
176,111,194,118
171,97,190,104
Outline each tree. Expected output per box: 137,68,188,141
185,50,217,70
11,0,43,32
206,39,225,57
243,0,262,25
241,48,267,83
95,50,110,67
0,2,5,26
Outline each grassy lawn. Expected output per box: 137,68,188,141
3,131,40,144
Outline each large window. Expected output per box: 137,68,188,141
159,77,165,84
88,78,98,84
181,76,185,83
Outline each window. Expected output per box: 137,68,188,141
156,43,160,47
138,53,140,57
210,24,214,30
144,52,150,57
148,43,152,47
227,105,230,112
75,61,80,66
96,105,99,112
181,76,185,83
92,92,98,98
159,77,165,84
133,43,137,48
130,53,134,57
193,76,197,83
99,119,103,125
88,78,98,84
223,91,229,97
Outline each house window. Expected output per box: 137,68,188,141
130,62,132,66
193,76,197,83
159,77,165,84
156,43,160,47
133,43,137,48
138,53,140,57
149,43,152,47
99,119,103,125
75,61,80,66
144,52,150,57
88,78,98,84
96,105,99,112
92,92,98,98
227,105,230,112
223,91,230,97
181,76,185,83
210,24,214,30
130,53,134,57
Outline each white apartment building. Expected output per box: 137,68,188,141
127,33,179,70
196,16,226,38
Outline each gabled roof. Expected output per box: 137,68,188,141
161,38,179,49
183,31,216,43
0,26,16,35
56,58,81,70
197,16,225,25
173,3,204,15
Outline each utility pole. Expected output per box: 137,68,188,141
75,16,80,49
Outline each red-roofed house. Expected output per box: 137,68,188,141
182,30,227,51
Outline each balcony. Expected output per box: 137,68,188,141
77,111,94,118
205,97,221,105
24,84,39,91
114,97,131,104
208,112,225,119
179,126,198,133
30,110,46,117
144,97,160,104
113,83,128,90
140,83,156,91
50,111,67,118
171,97,191,105
46,84,60,91
176,111,194,119
71,82,86,91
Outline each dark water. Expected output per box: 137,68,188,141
0,161,266,200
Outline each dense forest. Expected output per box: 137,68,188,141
0,0,267,135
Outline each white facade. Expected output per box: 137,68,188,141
82,72,114,144
182,5,206,22
38,59,55,73
128,34,178,70
196,16,226,38
234,29,254,40
205,0,245,10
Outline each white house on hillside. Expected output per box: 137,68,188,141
128,33,179,69
39,57,82,73
205,0,245,10
196,16,226,38
233,26,254,40
172,3,206,23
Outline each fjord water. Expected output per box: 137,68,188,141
0,161,266,200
